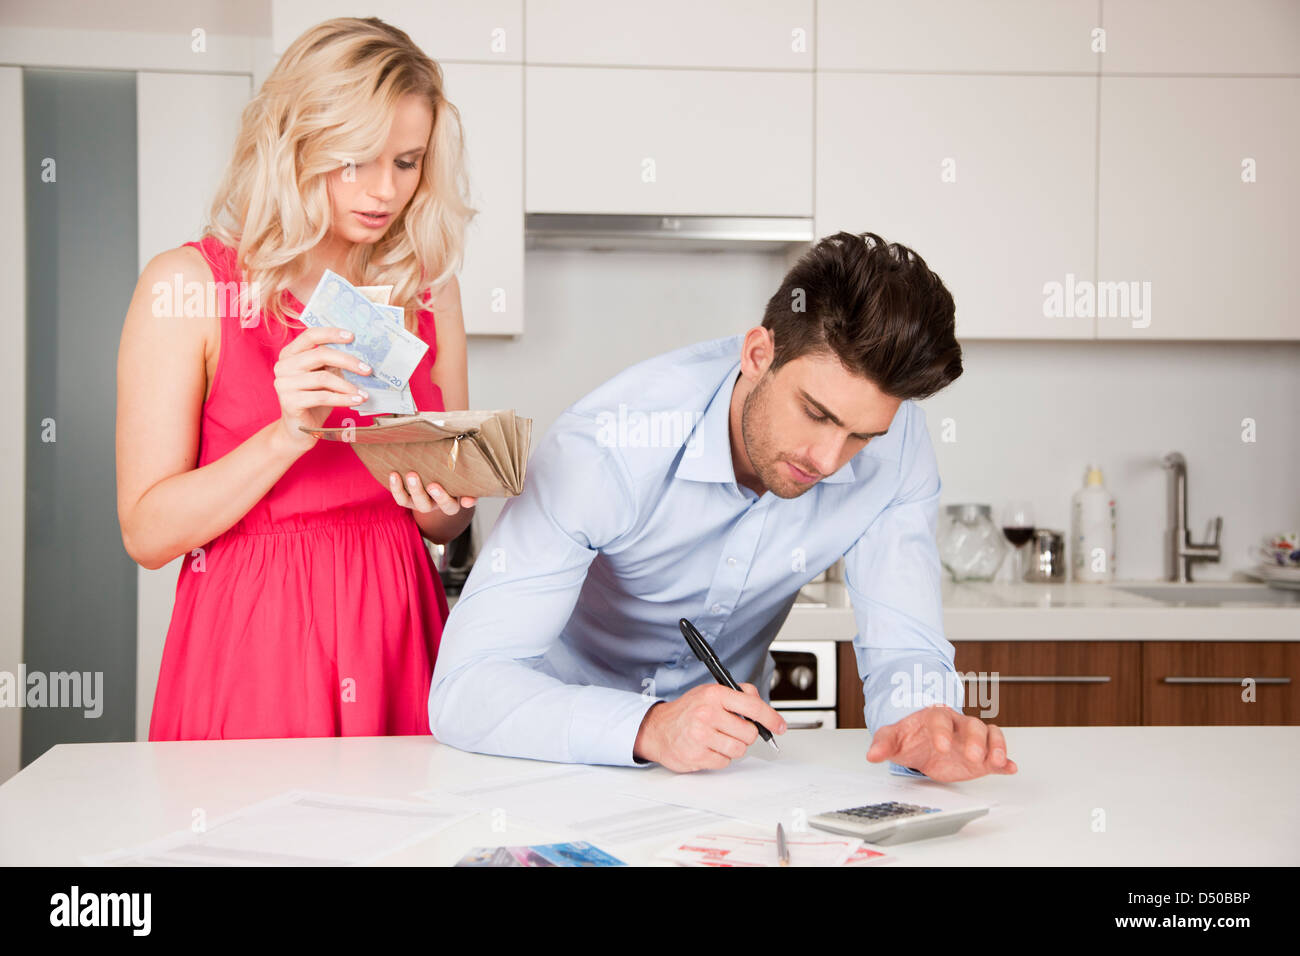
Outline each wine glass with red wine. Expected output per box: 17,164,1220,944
999,501,1036,582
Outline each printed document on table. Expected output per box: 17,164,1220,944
657,824,864,867
615,755,988,829
417,765,736,847
83,791,471,866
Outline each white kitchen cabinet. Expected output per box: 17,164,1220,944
816,73,1097,339
526,66,812,216
817,0,1100,73
525,0,813,69
137,73,252,261
440,63,524,335
271,0,522,62
135,72,254,739
1097,77,1300,340
1101,0,1300,75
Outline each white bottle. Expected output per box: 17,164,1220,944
1071,465,1116,582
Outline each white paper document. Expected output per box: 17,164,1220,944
418,765,734,846
83,791,471,866
618,755,988,829
417,757,987,852
657,824,864,867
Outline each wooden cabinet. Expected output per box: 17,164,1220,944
836,640,1300,728
835,641,1141,728
525,0,813,70
949,641,1141,726
835,642,867,729
1143,641,1299,725
816,73,1097,339
526,67,812,216
1096,77,1300,340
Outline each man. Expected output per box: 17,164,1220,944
429,231,1018,782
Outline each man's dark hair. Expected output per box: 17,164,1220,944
761,231,962,400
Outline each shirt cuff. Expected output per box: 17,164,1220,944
889,762,928,778
630,701,664,767
569,687,663,767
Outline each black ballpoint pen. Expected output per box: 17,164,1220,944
678,617,780,753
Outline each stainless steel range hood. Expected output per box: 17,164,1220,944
525,214,814,253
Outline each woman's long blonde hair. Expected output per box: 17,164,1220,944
205,16,475,331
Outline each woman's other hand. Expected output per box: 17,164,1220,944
388,473,477,515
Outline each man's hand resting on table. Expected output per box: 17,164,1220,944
866,704,1019,781
633,683,788,772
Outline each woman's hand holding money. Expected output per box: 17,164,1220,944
272,326,374,453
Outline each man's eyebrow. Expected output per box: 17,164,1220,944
798,389,889,439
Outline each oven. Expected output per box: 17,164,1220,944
768,640,838,730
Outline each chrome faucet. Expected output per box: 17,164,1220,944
1162,452,1222,582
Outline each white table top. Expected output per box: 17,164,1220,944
2,726,1296,866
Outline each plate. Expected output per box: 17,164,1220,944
1249,563,1300,589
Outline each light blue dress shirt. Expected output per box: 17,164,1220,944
428,333,964,773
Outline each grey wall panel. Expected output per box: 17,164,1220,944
22,68,138,764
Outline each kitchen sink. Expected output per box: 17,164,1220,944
1113,583,1300,607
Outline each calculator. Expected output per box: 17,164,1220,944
809,801,989,845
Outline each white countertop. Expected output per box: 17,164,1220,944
2,727,1296,865
779,580,1300,641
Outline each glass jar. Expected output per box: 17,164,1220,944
938,504,1010,581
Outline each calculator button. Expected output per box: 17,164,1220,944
830,802,939,821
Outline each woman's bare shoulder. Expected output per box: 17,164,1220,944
124,244,222,353
140,243,215,291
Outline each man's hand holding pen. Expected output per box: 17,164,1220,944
633,683,787,772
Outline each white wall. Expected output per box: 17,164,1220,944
927,340,1300,581
465,248,789,536
0,68,27,784
467,249,1300,583
135,72,253,739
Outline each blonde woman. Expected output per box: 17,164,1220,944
116,18,477,740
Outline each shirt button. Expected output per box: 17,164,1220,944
711,604,722,614
727,557,737,567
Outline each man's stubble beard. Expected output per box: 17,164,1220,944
740,372,807,500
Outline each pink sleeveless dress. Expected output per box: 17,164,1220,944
148,235,450,740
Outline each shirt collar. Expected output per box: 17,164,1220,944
674,360,856,486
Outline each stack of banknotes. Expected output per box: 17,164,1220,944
297,268,429,416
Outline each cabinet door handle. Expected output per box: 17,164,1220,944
960,675,1112,684
1161,676,1291,685
783,719,825,730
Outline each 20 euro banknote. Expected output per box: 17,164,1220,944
298,269,428,392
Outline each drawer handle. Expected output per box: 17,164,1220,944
783,719,825,730
1161,676,1291,685
960,675,1112,684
